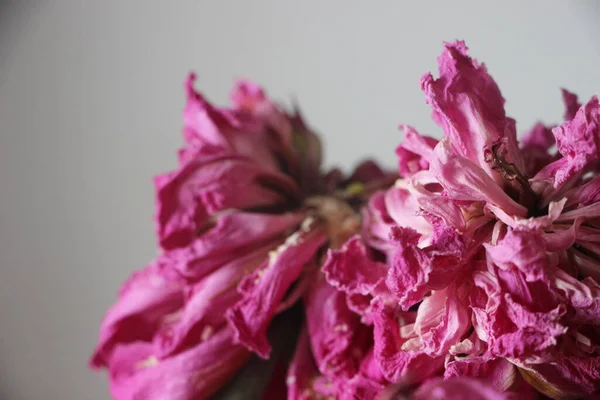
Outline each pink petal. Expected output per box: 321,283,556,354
227,219,326,358
562,88,581,121
431,139,527,218
166,211,303,280
322,235,387,295
548,95,600,189
484,228,548,282
385,182,434,239
414,377,510,400
421,41,523,179
408,285,470,357
520,122,557,176
407,170,467,231
286,328,336,400
154,151,301,249
185,74,284,174
304,273,370,380
372,300,443,383
445,357,517,392
551,268,600,325
471,262,567,360
343,349,388,400
361,191,396,254
395,125,438,177
90,261,185,368
386,220,470,310
153,257,247,358
519,356,600,398
107,327,249,400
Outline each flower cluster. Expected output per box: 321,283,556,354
91,41,600,399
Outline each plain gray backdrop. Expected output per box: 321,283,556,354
0,1,599,399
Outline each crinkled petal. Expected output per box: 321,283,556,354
445,357,517,393
562,88,581,121
431,138,527,218
107,327,249,400
520,122,557,176
90,261,185,368
519,356,600,399
484,228,548,282
361,191,396,254
184,75,285,175
551,268,600,325
395,125,438,177
166,211,303,279
305,273,370,380
386,220,470,310
414,377,510,400
154,151,301,249
343,349,388,400
322,235,387,295
547,96,600,189
385,181,433,239
421,41,522,179
286,328,336,400
153,258,247,358
227,219,326,358
407,170,467,231
405,285,470,357
471,261,567,361
372,300,443,383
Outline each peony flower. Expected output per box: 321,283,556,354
341,41,600,398
91,74,396,399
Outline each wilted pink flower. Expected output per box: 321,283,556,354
91,74,396,399
346,41,600,398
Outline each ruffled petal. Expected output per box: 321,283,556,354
471,259,568,361
322,235,387,295
305,273,370,380
483,228,548,282
372,300,443,383
286,328,337,400
414,377,510,400
153,258,246,358
545,96,600,190
166,211,303,280
445,357,517,393
227,219,326,358
90,261,185,368
421,41,522,179
404,285,470,357
154,151,301,249
107,327,249,400
395,125,438,177
431,139,527,218
519,356,600,399
386,220,470,310
561,88,581,122
520,122,557,176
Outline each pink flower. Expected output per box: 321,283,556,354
91,75,396,399
343,41,600,398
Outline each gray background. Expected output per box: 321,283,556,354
0,1,598,399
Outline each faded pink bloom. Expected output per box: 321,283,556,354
339,40,600,398
91,74,396,399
